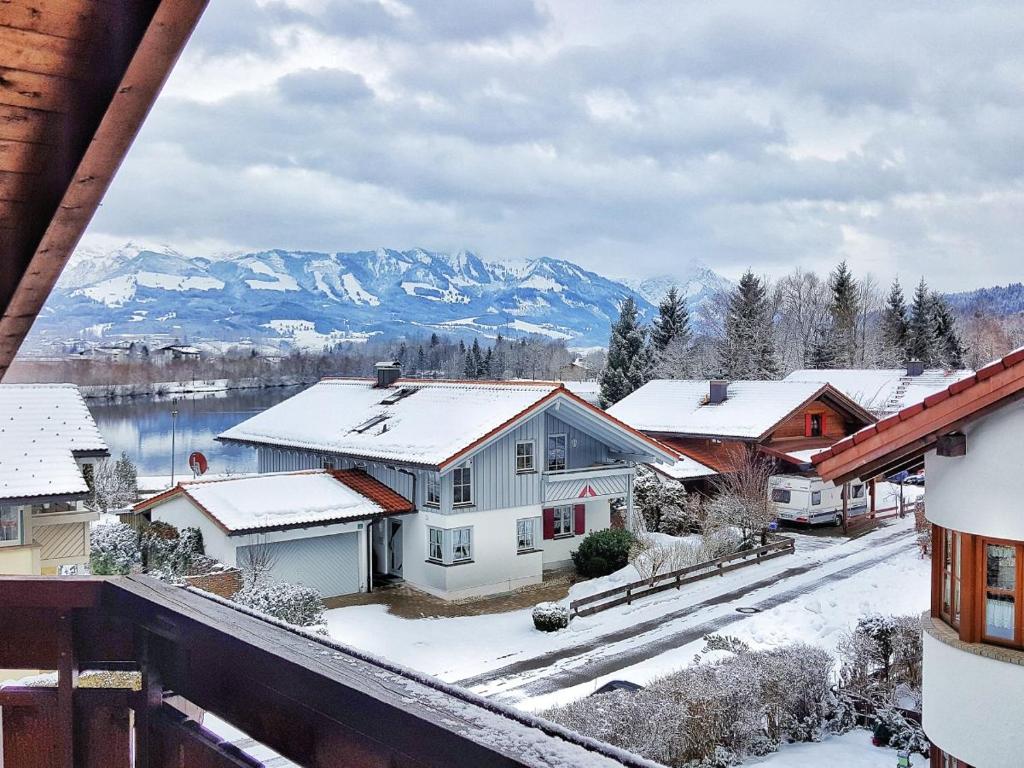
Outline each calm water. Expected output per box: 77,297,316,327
88,385,308,478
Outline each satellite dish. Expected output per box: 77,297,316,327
188,451,208,477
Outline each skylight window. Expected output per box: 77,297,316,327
379,387,418,405
352,415,389,434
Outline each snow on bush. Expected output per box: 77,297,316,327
90,522,141,575
532,602,569,632
88,452,139,513
571,528,636,577
545,642,842,767
872,707,929,755
837,613,922,706
233,580,326,628
629,530,744,585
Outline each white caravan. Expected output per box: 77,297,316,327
769,475,869,526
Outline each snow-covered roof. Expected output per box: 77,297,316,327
648,452,718,482
139,469,412,533
219,378,675,468
563,381,600,406
607,380,838,440
783,368,974,416
0,384,109,501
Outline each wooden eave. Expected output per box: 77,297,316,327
0,0,209,380
814,349,1024,484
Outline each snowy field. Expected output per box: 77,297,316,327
326,504,928,712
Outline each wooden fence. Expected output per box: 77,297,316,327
569,537,796,619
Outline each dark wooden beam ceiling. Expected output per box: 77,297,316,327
0,0,208,380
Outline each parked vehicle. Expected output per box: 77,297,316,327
769,474,870,526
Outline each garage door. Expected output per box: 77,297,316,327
238,531,361,598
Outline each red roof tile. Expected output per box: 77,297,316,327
330,469,414,514
923,389,951,408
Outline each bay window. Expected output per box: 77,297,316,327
452,527,472,562
428,527,443,562
426,525,474,564
984,543,1017,643
941,529,961,628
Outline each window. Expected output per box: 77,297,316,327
811,490,822,506
846,484,866,500
453,527,472,562
771,489,791,504
0,506,20,546
517,518,536,552
985,543,1016,642
428,527,443,562
453,464,472,506
553,506,573,537
516,441,535,473
547,434,567,472
425,474,440,506
807,413,823,437
322,458,335,470
941,529,961,627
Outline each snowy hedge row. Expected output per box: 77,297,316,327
233,580,326,628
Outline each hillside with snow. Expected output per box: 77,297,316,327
30,243,729,351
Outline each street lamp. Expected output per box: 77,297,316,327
170,397,179,487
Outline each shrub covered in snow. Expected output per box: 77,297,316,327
872,707,929,755
838,613,922,705
545,642,843,766
532,602,569,632
572,528,636,577
233,580,326,627
635,469,698,535
90,522,141,575
139,521,214,578
88,452,138,513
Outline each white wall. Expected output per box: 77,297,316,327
153,495,236,564
541,500,611,569
923,629,1024,767
926,399,1024,539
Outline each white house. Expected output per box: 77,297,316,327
216,364,676,599
134,469,414,597
784,362,974,418
815,347,1024,768
0,384,108,576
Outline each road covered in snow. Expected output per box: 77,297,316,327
326,512,929,714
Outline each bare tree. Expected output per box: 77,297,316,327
238,534,278,585
707,448,776,546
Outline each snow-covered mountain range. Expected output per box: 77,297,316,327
29,243,731,351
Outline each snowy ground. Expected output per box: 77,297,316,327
746,732,908,768
325,506,929,713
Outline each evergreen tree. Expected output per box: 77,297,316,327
491,334,507,380
599,297,651,407
719,270,777,380
879,278,909,366
650,286,693,378
929,294,966,368
470,338,485,378
482,347,494,378
827,261,860,367
463,349,476,379
905,278,937,365
807,322,837,369
415,345,426,373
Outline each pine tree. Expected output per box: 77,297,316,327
827,261,859,367
719,270,777,380
905,278,937,365
482,347,494,379
651,286,693,378
415,345,426,374
491,333,507,380
463,349,476,379
929,294,966,368
470,338,485,378
880,279,909,366
599,297,651,407
807,323,837,369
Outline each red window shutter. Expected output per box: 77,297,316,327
542,508,555,540
574,504,586,535
804,413,812,437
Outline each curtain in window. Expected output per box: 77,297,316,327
0,507,19,543
985,544,1016,641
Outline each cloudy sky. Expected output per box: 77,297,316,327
87,0,1024,290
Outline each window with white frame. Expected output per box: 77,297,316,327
452,527,473,562
547,433,567,472
0,506,20,546
553,505,573,537
425,473,440,506
453,464,472,506
428,527,443,562
810,490,822,505
517,518,536,552
515,440,535,473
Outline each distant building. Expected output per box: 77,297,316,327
557,358,594,382
158,344,201,360
0,384,109,576
784,363,974,418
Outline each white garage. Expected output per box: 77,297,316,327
137,469,414,598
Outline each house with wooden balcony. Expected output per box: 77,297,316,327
217,363,677,599
0,384,108,576
815,347,1024,768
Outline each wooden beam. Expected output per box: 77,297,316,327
936,432,967,458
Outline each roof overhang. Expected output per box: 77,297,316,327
815,349,1024,484
0,491,88,506
0,0,209,380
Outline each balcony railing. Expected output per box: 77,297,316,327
542,463,632,503
0,575,655,768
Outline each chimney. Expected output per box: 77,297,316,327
906,359,925,377
709,380,729,405
375,361,401,388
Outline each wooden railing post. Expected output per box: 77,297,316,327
56,611,78,768
134,628,165,768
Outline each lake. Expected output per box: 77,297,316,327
88,385,309,480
